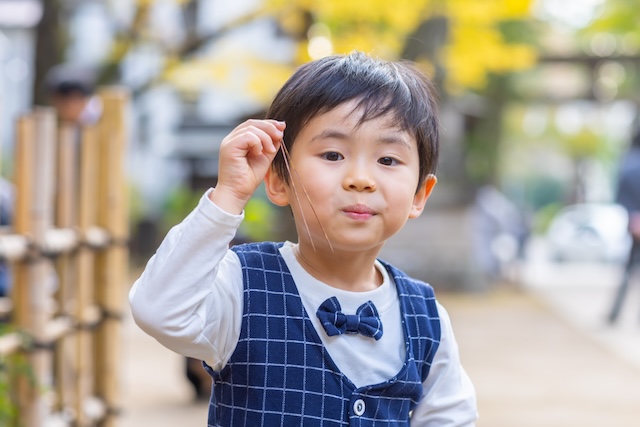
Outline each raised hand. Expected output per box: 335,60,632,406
209,119,285,214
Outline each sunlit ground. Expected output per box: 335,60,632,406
441,237,640,427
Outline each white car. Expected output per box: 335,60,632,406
547,203,632,263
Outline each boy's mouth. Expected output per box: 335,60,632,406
341,204,376,220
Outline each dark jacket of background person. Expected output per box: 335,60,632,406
0,178,15,297
616,130,640,240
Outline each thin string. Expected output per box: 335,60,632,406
279,142,334,253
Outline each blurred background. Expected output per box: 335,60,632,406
1,0,638,279
1,0,640,426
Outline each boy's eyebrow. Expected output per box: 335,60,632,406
310,129,413,150
377,135,413,151
310,129,350,143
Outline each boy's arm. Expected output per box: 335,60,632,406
129,190,245,368
411,303,478,427
129,119,285,368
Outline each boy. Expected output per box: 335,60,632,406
130,51,477,426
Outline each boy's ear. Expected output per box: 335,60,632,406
409,174,437,219
265,168,290,207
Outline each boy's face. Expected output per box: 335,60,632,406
266,100,436,255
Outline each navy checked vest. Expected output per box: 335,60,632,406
204,242,441,426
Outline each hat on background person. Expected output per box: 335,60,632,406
45,63,97,96
44,63,102,125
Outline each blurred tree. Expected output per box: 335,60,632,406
540,0,640,204
562,129,607,203
32,0,65,105
583,0,640,37
36,0,538,123
29,0,534,109
580,0,640,104
33,0,541,199
266,0,536,93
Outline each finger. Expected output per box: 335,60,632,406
243,130,280,159
250,135,267,157
240,119,284,144
272,138,282,153
242,125,281,155
264,119,286,131
235,131,265,157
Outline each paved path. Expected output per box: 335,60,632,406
439,287,640,427
119,258,640,426
120,301,209,426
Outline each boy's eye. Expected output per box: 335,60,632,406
322,152,343,161
378,157,397,166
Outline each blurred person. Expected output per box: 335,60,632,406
44,63,102,125
608,127,640,323
616,129,640,241
130,51,477,426
472,185,529,285
0,177,15,298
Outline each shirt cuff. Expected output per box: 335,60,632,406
198,188,245,227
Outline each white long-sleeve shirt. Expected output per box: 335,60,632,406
129,189,477,426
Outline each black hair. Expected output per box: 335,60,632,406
266,51,440,190
45,64,96,97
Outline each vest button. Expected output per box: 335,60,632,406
353,399,366,416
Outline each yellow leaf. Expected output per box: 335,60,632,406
134,0,156,6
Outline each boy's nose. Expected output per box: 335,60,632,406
343,166,376,192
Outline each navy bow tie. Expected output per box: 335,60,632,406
316,297,383,340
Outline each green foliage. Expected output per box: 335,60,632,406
582,0,640,36
159,185,281,242
560,130,605,159
498,19,540,45
160,186,202,235
465,131,498,185
128,184,146,226
0,326,34,426
239,197,278,242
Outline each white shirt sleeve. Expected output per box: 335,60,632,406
410,302,478,426
128,189,245,370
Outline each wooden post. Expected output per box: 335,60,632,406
12,116,35,237
11,107,59,426
29,106,59,426
11,114,36,422
76,125,99,426
94,87,129,427
54,122,79,419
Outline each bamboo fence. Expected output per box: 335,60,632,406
0,87,129,427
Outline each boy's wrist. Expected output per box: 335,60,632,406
208,186,249,215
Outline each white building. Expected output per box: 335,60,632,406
0,0,42,167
